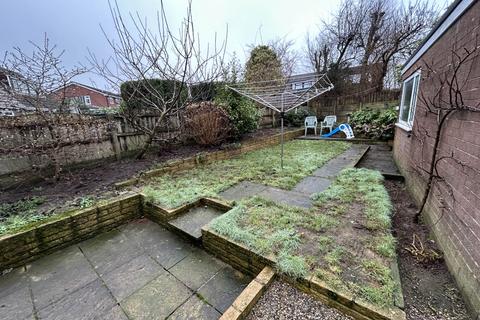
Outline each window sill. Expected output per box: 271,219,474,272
395,122,413,132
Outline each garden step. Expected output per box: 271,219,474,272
167,205,225,241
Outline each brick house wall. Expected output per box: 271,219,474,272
58,83,121,109
393,1,480,317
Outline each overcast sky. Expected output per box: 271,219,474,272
0,0,448,90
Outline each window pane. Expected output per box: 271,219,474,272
400,78,414,122
408,76,420,123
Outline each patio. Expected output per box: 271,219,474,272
0,219,251,320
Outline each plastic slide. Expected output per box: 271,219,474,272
321,123,355,139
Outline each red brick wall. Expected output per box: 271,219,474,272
59,84,120,108
393,2,480,316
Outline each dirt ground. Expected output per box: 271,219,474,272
0,128,284,215
386,180,471,320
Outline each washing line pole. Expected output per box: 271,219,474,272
226,73,334,170
280,92,285,170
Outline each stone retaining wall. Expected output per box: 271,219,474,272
115,129,304,188
201,226,273,278
0,194,142,271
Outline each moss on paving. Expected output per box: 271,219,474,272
143,140,349,208
209,168,398,308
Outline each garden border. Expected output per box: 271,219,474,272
114,128,304,189
0,193,142,271
202,226,407,320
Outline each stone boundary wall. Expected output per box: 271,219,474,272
0,194,142,271
115,128,304,188
202,226,406,320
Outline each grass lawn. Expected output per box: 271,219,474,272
209,168,398,308
143,140,350,208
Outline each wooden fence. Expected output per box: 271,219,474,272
310,89,401,122
0,113,181,186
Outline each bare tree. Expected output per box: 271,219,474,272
0,35,86,180
89,0,227,159
305,0,438,90
368,0,438,90
268,37,299,78
323,0,364,68
412,40,480,223
306,32,333,74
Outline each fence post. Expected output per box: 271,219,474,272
110,130,122,161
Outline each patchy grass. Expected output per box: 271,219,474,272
209,168,398,308
142,140,349,208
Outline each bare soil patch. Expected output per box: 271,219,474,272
386,180,471,320
0,128,284,220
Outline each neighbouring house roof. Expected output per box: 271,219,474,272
402,0,476,74
55,81,121,98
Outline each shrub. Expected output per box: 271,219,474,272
214,85,261,139
284,108,315,127
184,102,231,145
350,107,397,140
120,79,188,112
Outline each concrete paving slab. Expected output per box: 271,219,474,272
0,267,29,299
37,279,116,320
293,176,332,194
28,246,97,309
169,249,226,291
169,205,224,240
102,254,165,302
96,306,129,320
122,272,192,320
219,181,268,201
258,187,312,208
0,287,34,320
312,145,366,178
120,219,194,269
168,295,221,320
198,266,251,313
79,229,143,276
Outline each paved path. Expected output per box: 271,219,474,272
356,144,401,176
219,144,368,208
0,219,251,320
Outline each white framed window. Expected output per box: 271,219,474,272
398,71,420,130
291,81,314,91
83,95,91,105
349,74,361,84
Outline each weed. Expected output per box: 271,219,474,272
318,235,333,252
325,246,345,266
374,234,397,258
0,196,46,220
78,196,94,209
